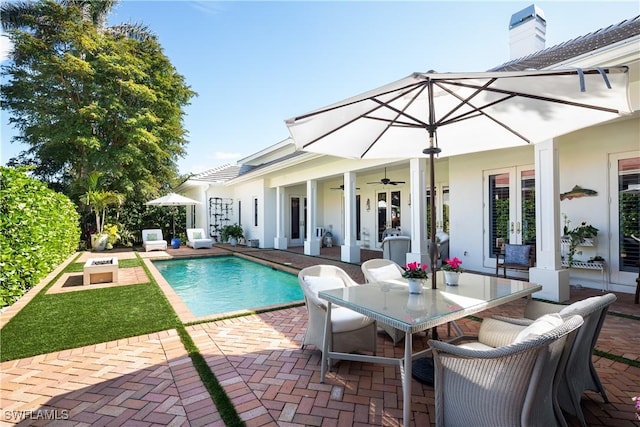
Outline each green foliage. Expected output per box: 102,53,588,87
620,193,639,237
221,224,244,242
0,166,80,307
1,0,196,202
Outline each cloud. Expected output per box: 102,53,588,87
190,1,224,16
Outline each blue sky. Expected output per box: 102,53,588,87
1,1,639,175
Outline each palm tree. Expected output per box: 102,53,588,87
81,171,124,238
1,0,155,41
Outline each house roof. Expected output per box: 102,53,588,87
186,163,243,183
491,15,640,71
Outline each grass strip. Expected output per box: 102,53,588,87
138,255,245,427
176,326,245,427
593,349,640,368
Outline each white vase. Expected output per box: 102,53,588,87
407,278,425,294
444,271,460,286
91,233,108,252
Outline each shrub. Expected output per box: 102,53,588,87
0,167,80,307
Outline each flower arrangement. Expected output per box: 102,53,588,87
402,262,429,279
441,257,464,273
633,395,640,421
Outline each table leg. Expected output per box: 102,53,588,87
403,330,412,427
320,301,332,382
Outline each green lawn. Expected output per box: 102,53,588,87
0,262,178,361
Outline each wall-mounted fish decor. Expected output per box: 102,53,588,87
560,185,598,201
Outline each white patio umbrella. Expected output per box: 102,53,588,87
145,192,201,238
286,67,632,290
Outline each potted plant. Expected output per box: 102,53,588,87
401,261,429,294
441,257,464,286
566,222,598,267
102,223,121,250
221,224,244,246
81,172,124,251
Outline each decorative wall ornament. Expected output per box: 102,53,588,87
560,185,598,201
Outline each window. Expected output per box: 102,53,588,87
253,197,258,227
238,200,242,226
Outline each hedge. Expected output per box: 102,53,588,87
0,167,80,307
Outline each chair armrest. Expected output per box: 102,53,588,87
490,315,534,326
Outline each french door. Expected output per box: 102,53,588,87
608,152,640,285
484,166,536,267
376,190,401,245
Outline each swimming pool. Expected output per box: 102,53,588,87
153,256,303,317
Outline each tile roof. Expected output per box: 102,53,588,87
187,163,242,183
490,15,640,71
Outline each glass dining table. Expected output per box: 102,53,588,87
318,271,542,427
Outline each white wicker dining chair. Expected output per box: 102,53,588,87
360,259,406,344
489,293,617,427
297,265,377,357
430,314,584,427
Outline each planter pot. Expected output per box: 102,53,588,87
171,238,181,249
444,271,461,286
229,237,238,246
407,278,425,294
91,234,108,252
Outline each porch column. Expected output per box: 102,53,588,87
529,139,570,302
342,171,360,263
407,158,430,269
304,179,321,255
274,186,288,249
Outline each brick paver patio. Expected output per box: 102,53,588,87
1,246,639,426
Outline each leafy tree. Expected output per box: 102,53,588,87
1,0,196,202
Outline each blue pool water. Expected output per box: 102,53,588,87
153,256,303,317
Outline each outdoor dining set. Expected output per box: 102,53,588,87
297,260,616,427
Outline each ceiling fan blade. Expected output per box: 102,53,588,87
332,185,361,190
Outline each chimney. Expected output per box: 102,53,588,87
509,4,546,60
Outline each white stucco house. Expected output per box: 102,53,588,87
176,11,640,302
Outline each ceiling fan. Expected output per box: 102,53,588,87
367,168,405,186
330,184,360,190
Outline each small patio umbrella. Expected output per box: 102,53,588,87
286,67,631,290
145,193,201,238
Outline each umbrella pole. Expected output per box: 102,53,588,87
173,207,176,238
425,132,441,341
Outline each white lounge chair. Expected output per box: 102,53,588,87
186,228,213,249
142,229,167,252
